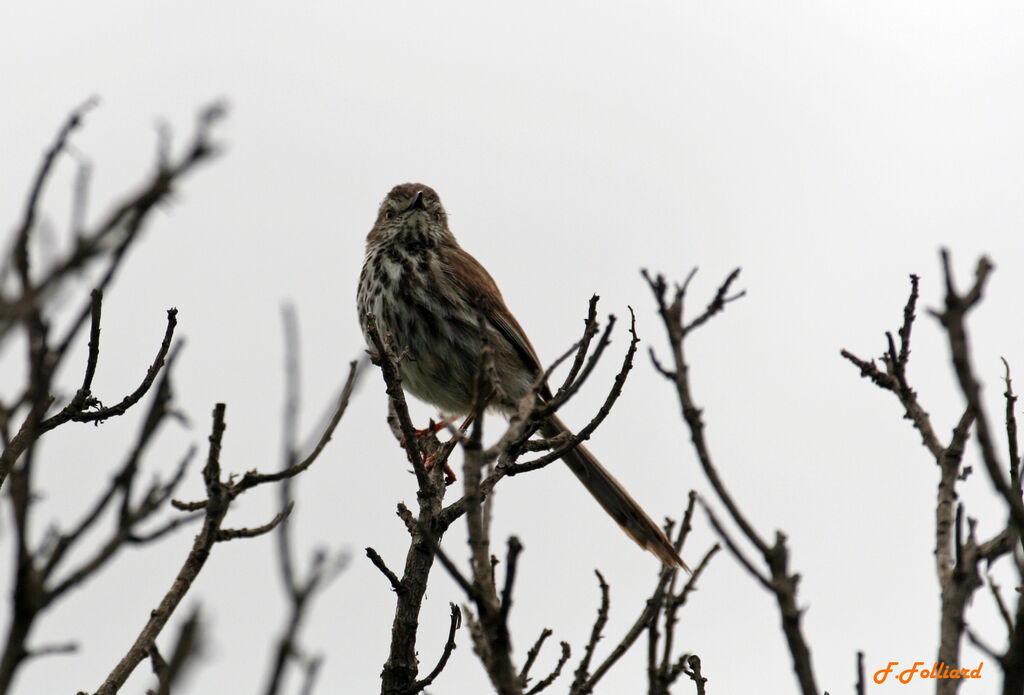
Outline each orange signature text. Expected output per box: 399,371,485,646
874,661,983,684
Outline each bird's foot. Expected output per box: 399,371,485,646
423,453,457,486
398,419,447,450
400,419,457,485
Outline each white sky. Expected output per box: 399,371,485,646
2,2,1023,694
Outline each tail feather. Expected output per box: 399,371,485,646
544,415,690,572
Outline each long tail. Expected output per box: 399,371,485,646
543,415,690,571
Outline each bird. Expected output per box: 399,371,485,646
357,183,687,569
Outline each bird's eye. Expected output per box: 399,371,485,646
383,210,393,220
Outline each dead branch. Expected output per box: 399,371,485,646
568,493,714,695
370,298,647,695
146,610,201,695
524,642,570,695
262,306,352,695
363,316,452,695
408,603,461,694
844,255,1024,695
645,266,819,695
931,252,1024,534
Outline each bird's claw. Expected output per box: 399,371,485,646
424,454,457,485
400,419,456,485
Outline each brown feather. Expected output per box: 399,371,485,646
446,248,543,372
543,414,688,570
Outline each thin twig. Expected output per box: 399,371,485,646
571,570,610,694
367,547,404,595
932,251,1024,533
525,641,571,695
519,629,553,687
408,603,461,693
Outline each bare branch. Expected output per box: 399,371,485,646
544,311,615,414
646,268,819,695
844,257,1024,692
680,655,707,695
297,656,324,695
261,309,352,695
682,268,745,336
434,298,639,535
964,627,1002,662
511,308,638,474
856,650,865,695
525,640,570,695
551,295,601,396
149,610,201,695
22,642,77,660
931,251,1024,534
570,570,610,694
1002,358,1022,494
363,313,431,486
45,350,184,601
897,275,920,368
172,360,360,511
43,307,178,430
518,629,552,688
94,404,230,695
645,270,769,556
408,603,461,693
698,499,770,588
367,547,405,595
499,537,523,622
11,97,99,292
216,503,292,542
127,511,203,544
986,572,1015,638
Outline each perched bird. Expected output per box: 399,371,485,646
358,183,687,569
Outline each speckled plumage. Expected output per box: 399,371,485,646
357,183,687,569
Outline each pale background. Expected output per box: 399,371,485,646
2,2,1023,693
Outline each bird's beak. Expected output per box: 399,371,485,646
405,191,426,213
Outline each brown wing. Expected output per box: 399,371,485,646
444,244,553,399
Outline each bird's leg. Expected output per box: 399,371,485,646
398,418,446,456
412,420,448,440
398,419,446,460
426,413,477,485
406,413,477,485
425,455,457,486
399,416,472,486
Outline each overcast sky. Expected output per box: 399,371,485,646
3,2,1023,694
